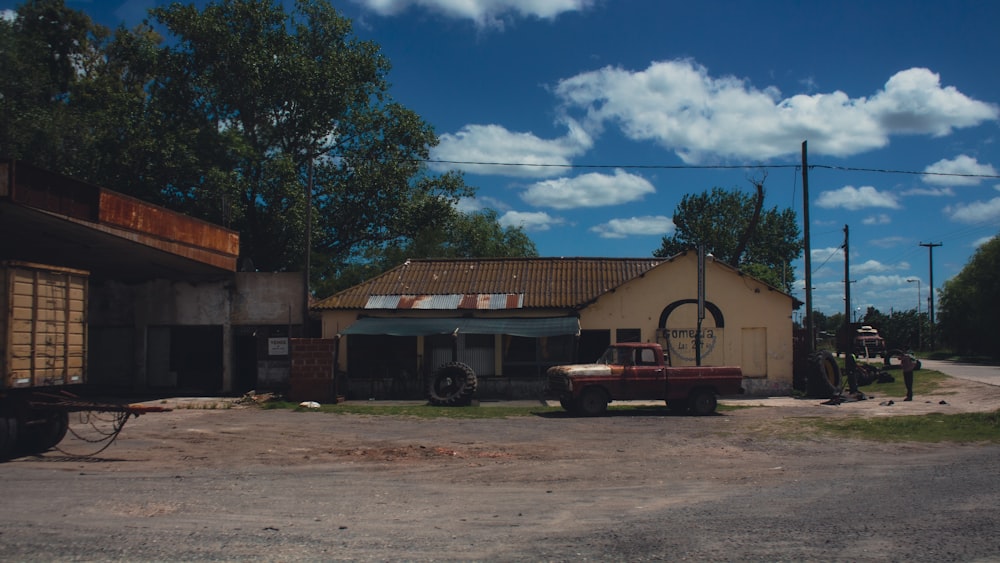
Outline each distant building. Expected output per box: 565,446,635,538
314,253,796,399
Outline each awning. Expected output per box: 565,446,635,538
340,317,580,337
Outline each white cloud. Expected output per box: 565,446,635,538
973,235,997,248
862,213,892,225
554,61,998,164
520,169,655,209
590,216,674,239
353,0,592,28
922,155,998,186
901,186,955,197
811,246,844,261
945,196,1000,223
816,186,900,210
498,210,564,232
430,122,592,178
1,9,15,22
455,196,510,214
853,260,894,275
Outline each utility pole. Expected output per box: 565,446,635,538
907,278,921,349
801,141,814,352
920,242,942,349
843,224,853,351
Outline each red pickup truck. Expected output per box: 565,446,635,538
546,342,744,416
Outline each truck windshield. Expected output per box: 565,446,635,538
596,347,625,365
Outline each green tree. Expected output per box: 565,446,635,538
653,186,802,292
938,234,1000,357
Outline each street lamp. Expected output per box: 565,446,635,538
907,278,921,349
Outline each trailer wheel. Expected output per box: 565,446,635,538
807,351,842,398
0,415,18,461
689,389,718,416
18,411,69,455
426,362,478,406
577,388,609,417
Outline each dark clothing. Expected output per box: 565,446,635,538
901,354,917,400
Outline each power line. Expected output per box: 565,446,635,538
417,158,1000,180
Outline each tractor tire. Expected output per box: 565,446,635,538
807,350,842,399
426,362,478,406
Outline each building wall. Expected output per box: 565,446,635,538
88,273,304,394
319,254,794,397
579,252,793,394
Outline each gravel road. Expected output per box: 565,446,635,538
1,376,999,562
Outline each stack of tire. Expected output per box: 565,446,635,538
426,362,478,406
806,350,843,399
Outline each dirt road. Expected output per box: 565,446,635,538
1,377,999,561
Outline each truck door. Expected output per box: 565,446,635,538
622,347,664,399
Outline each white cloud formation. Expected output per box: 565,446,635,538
944,196,1000,223
862,213,892,225
901,186,955,197
353,0,592,27
520,168,655,209
922,155,998,186
455,196,510,214
853,260,895,275
430,121,592,178
589,216,675,239
498,210,564,232
521,169,656,209
816,186,900,210
811,246,844,261
973,235,997,248
554,61,998,164
1,9,15,22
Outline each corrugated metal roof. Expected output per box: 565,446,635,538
314,257,668,311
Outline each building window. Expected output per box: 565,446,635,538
502,334,574,378
617,328,641,343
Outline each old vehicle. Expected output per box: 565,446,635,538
0,261,163,460
546,342,744,416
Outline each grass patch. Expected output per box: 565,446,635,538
856,368,949,398
806,409,1000,443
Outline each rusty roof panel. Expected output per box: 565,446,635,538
314,258,666,310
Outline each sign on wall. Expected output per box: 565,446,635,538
268,337,289,356
656,327,725,366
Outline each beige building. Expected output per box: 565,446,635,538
315,251,797,399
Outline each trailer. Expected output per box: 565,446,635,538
0,261,163,460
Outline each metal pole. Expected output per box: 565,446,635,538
304,159,313,337
920,242,942,349
907,278,921,349
801,141,814,353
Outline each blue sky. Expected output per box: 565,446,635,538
4,0,999,318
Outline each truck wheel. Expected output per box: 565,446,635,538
689,389,717,416
807,351,842,398
559,398,580,414
0,415,18,461
426,362,478,406
577,388,608,417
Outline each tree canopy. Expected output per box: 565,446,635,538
653,185,802,292
937,234,1000,357
0,0,535,294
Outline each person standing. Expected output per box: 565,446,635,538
900,351,918,401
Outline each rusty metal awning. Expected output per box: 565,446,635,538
0,160,238,282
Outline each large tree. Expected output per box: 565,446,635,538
938,234,1000,356
2,0,535,289
653,185,802,292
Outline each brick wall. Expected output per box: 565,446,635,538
288,338,337,402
